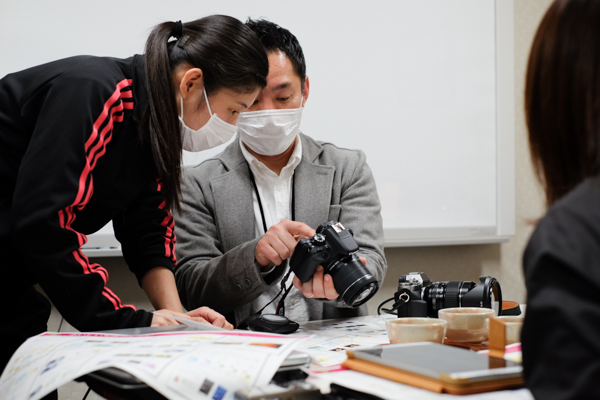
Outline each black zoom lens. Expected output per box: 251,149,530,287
326,254,379,307
423,280,477,317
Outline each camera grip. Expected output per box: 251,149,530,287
290,241,330,283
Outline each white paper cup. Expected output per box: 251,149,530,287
438,307,494,343
386,318,447,344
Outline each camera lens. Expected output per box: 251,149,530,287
326,255,379,307
352,282,378,305
423,280,476,317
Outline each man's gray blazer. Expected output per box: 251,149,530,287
174,133,387,326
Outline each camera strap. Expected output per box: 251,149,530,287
275,275,295,316
247,167,298,318
248,168,296,234
377,293,410,315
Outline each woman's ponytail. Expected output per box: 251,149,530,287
143,21,183,211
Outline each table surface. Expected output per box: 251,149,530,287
80,314,532,400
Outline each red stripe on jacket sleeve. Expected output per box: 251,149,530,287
156,179,177,264
58,78,136,311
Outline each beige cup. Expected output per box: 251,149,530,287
438,307,494,343
386,318,447,344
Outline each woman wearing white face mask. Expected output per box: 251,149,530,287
179,88,239,153
0,15,268,376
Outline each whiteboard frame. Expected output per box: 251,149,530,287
382,0,515,247
80,0,515,256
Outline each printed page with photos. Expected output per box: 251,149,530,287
0,330,307,400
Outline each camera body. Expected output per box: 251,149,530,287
395,272,502,318
289,221,379,308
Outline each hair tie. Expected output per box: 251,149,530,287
172,20,183,39
167,21,183,44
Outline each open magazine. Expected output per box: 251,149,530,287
0,329,308,400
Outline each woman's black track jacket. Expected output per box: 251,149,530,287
0,55,177,330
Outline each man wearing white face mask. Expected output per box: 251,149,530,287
174,19,386,326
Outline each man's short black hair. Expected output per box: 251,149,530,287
245,18,306,92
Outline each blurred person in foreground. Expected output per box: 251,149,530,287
522,0,600,398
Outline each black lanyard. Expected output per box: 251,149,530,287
248,168,296,233
248,167,298,318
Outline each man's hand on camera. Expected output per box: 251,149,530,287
292,256,367,300
255,219,315,267
292,265,339,300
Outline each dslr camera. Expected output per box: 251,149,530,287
290,221,379,308
394,272,502,318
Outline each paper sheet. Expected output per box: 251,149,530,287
0,330,307,400
294,314,395,367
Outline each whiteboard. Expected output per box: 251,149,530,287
0,0,514,254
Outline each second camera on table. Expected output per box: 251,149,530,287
394,272,503,318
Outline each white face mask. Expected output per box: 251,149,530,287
236,97,304,156
179,88,237,152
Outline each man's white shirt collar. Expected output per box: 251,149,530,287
240,134,303,180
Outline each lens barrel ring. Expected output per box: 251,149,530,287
445,281,462,309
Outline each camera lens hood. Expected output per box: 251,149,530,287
460,276,502,315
